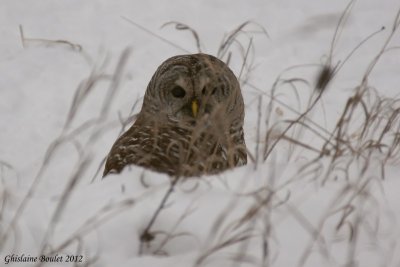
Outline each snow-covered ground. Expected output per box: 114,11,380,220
1,0,400,266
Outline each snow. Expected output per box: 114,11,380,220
1,0,400,266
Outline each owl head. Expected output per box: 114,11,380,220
140,53,244,128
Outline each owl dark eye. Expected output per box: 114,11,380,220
211,87,218,95
171,86,186,98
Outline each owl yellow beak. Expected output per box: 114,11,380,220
191,99,199,118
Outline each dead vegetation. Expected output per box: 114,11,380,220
1,2,400,267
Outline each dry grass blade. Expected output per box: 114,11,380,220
328,0,356,61
217,21,269,60
254,95,262,169
162,21,202,52
0,49,131,256
121,16,190,53
19,25,82,51
46,198,136,255
238,37,254,82
139,176,180,253
37,48,131,256
195,228,256,266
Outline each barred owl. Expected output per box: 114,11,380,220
103,53,247,177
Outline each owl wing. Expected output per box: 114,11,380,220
103,124,182,176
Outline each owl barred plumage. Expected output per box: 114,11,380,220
103,53,247,177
